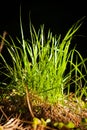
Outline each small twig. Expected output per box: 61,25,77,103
26,86,34,118
0,31,8,53
0,106,9,121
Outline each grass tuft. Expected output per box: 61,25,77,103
0,16,87,104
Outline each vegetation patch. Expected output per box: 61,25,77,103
0,16,87,129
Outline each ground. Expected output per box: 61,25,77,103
0,89,87,130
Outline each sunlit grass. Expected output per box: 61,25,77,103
0,16,87,104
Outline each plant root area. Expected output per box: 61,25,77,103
0,92,87,130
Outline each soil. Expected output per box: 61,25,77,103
0,89,87,130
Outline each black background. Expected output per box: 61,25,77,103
0,0,87,93
0,0,87,58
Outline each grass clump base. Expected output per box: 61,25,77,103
0,92,87,130
0,16,87,129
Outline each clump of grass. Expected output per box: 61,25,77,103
0,16,87,104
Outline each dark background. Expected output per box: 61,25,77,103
0,0,87,58
0,1,87,93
